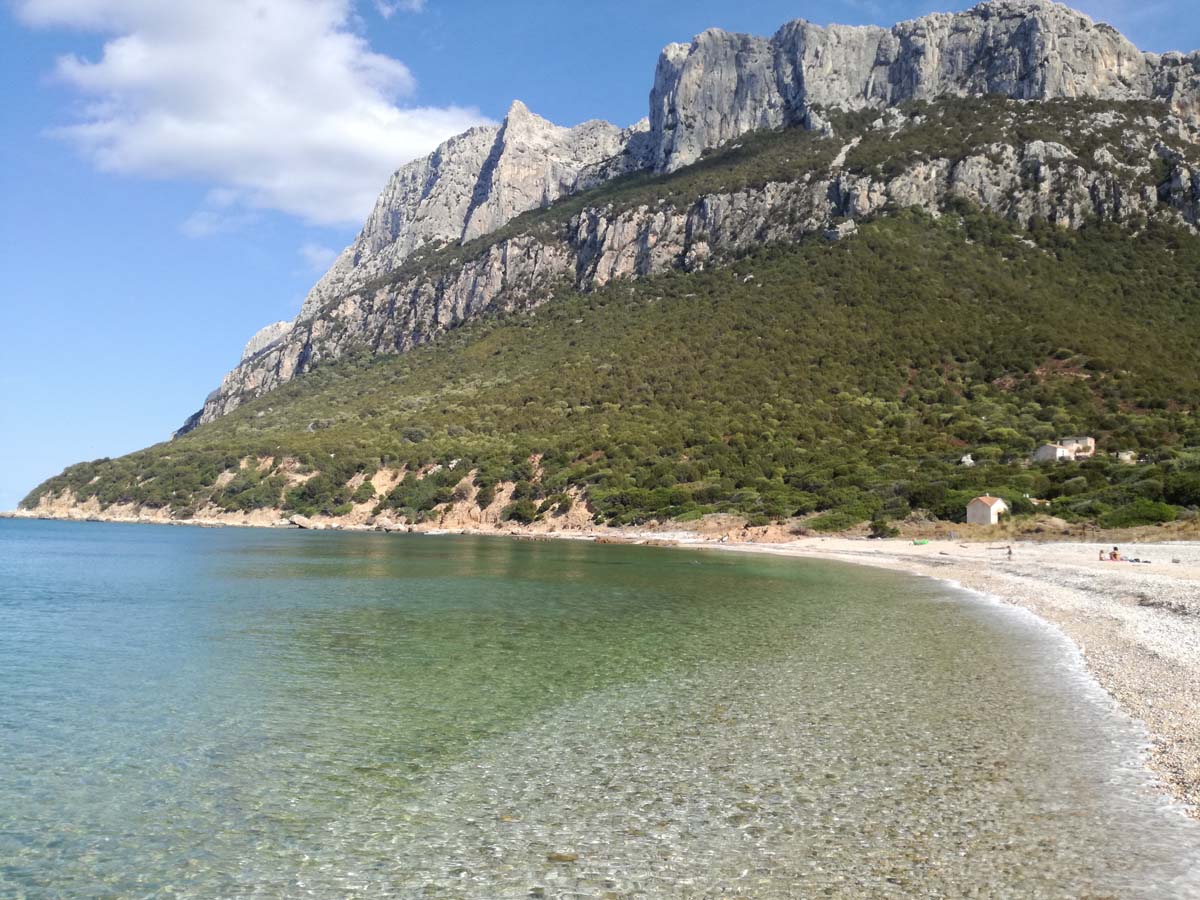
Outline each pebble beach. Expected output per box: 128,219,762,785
695,536,1200,815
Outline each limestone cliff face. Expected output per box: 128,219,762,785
298,102,649,320
182,0,1200,432
241,321,292,362
648,0,1200,171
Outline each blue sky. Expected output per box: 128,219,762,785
1,0,1196,510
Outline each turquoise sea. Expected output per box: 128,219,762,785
1,519,1198,898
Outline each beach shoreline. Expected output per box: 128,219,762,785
690,534,1200,818
6,508,1200,817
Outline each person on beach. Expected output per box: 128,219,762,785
1110,546,1122,561
1099,548,1107,561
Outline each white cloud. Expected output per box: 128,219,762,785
299,241,341,272
375,0,425,16
15,0,489,226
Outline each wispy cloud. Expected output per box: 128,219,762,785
15,0,488,227
299,241,340,272
179,188,259,237
375,0,425,17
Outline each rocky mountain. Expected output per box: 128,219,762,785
647,0,1200,172
180,0,1200,433
296,102,652,322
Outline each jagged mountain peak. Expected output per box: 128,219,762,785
295,99,641,321
241,321,292,363
497,99,561,142
648,0,1198,172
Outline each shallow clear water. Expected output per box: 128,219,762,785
1,520,1198,898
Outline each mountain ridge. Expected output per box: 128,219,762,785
179,0,1200,434
649,0,1200,172
185,95,1200,428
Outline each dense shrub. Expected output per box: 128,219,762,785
474,482,496,509
1099,500,1178,529
1165,472,1200,507
869,520,901,539
284,475,352,517
809,509,871,532
501,499,539,524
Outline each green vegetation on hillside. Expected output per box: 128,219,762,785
25,207,1200,530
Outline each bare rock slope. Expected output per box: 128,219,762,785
297,102,651,321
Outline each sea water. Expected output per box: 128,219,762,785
1,519,1197,898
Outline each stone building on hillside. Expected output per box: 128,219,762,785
1032,436,1096,463
1033,444,1074,463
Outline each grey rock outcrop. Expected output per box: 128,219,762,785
299,102,649,320
648,0,1200,171
459,102,647,243
241,321,292,362
300,123,500,319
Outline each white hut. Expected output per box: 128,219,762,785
966,496,1009,526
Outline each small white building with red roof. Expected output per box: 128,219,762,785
967,496,1009,526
